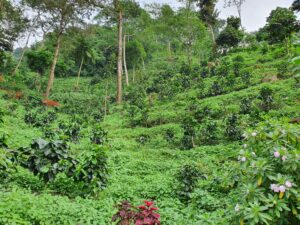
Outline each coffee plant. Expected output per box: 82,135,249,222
180,116,196,150
59,121,81,142
240,97,252,114
258,86,275,112
201,120,219,145
176,164,202,203
90,125,108,145
225,114,242,141
71,145,108,193
19,138,72,182
209,81,224,97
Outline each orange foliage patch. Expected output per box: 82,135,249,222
42,99,60,107
0,75,4,83
15,91,23,99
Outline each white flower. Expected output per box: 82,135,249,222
235,204,240,212
251,132,257,137
241,157,247,162
243,144,247,148
270,184,277,191
251,152,256,156
285,181,293,188
274,151,280,158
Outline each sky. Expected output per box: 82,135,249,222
139,0,298,31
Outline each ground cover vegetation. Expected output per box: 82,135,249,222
0,0,300,224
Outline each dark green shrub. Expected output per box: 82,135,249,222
225,114,242,141
24,109,57,128
180,116,196,150
239,98,252,114
241,70,252,87
258,86,275,112
90,126,108,145
19,138,72,182
209,81,224,96
176,164,202,203
71,145,108,193
59,121,81,142
165,128,175,145
201,120,219,145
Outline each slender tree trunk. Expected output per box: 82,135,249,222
208,24,217,55
132,65,136,83
45,34,61,99
12,30,32,76
104,81,108,121
116,10,123,104
123,35,129,86
168,41,172,61
75,56,84,88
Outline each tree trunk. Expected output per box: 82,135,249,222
116,10,123,104
123,35,129,86
132,65,136,83
104,81,108,121
12,30,32,76
167,41,172,61
208,24,217,55
75,56,84,89
45,34,61,99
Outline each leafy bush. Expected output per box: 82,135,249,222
277,61,289,78
209,81,224,97
176,164,202,203
165,128,176,145
180,116,196,150
225,114,242,141
24,108,57,127
201,120,219,145
136,134,150,145
234,121,300,225
59,121,81,142
71,145,108,194
258,86,275,112
19,138,72,182
0,135,16,178
240,97,252,114
90,125,108,145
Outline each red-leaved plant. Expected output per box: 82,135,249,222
42,99,60,107
112,200,161,225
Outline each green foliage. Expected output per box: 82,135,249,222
235,120,300,225
71,145,108,194
265,7,298,44
26,49,52,75
225,114,242,141
176,164,202,203
258,86,275,112
216,16,243,48
201,120,219,145
24,108,57,127
59,120,81,142
90,125,108,145
180,116,196,150
19,138,72,182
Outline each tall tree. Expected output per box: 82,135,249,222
291,0,300,12
194,0,218,56
224,0,245,27
23,0,96,99
265,7,298,44
0,0,26,52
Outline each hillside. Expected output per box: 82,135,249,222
0,42,299,224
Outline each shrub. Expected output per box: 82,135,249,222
176,164,202,203
201,120,219,145
90,126,108,145
24,108,57,128
209,81,224,97
225,114,242,141
71,145,108,194
136,134,150,145
241,70,252,87
59,121,81,142
19,138,72,182
239,98,252,114
234,120,300,225
258,86,275,112
165,128,175,145
112,201,136,225
180,116,196,150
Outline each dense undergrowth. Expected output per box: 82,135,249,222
0,41,300,225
